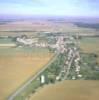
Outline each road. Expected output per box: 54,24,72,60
7,53,59,100
63,52,76,80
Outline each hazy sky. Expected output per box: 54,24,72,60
0,0,99,17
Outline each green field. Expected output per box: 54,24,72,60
0,37,14,44
0,37,50,54
0,47,50,55
79,37,99,64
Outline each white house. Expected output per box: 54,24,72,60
40,75,45,84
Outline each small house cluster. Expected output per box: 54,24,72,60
16,35,48,48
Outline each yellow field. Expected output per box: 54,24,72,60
0,53,53,100
30,81,99,100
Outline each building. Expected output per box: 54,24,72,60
40,75,45,84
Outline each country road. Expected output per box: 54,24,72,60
7,53,59,100
63,52,76,80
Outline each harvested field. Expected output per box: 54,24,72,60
30,81,99,100
0,52,53,100
0,21,99,36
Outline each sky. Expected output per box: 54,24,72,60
0,0,99,17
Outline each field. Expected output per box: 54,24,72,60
30,81,99,100
0,20,99,36
0,48,53,100
0,47,51,54
0,44,16,47
79,37,99,64
0,19,99,99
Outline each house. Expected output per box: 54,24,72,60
40,75,45,84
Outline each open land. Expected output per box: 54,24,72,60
30,80,99,100
0,48,53,100
0,18,99,100
0,20,99,36
79,37,99,64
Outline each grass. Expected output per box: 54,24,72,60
14,79,41,100
0,38,14,44
79,37,99,64
0,37,50,54
0,47,50,55
0,38,16,47
79,37,99,52
79,53,99,79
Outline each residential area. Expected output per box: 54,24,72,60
1,32,98,100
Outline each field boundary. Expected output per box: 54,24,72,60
7,53,59,100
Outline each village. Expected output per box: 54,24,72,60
0,32,84,82
13,33,83,82
39,34,83,83
1,32,98,100
0,32,98,82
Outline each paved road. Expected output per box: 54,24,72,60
7,53,59,100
